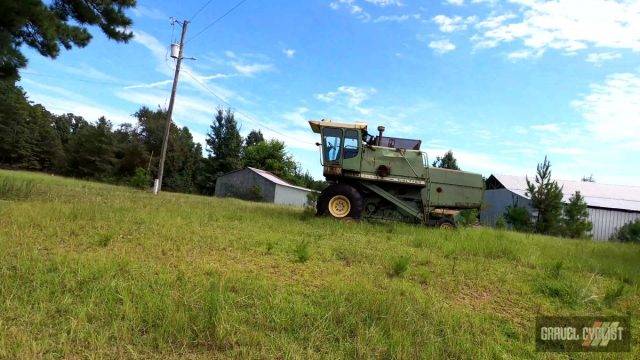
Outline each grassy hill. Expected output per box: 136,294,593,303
0,170,638,359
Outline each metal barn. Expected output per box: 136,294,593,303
214,167,317,207
480,174,640,241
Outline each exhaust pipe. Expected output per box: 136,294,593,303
377,126,385,146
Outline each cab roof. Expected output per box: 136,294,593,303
308,119,368,134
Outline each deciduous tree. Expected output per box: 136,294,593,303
245,129,265,147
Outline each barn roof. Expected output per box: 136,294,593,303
247,167,317,193
487,174,640,212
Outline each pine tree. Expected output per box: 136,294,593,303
205,108,243,173
432,150,460,170
1,0,135,80
526,156,564,235
562,191,592,238
198,108,243,194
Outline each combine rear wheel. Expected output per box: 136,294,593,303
317,184,363,219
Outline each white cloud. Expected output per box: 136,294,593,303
472,0,640,56
507,48,544,60
547,147,585,155
475,13,516,30
315,86,376,115
433,15,477,33
585,52,622,66
124,80,173,90
57,63,121,83
191,131,208,150
315,86,376,106
530,123,561,133
363,0,403,6
20,79,135,125
282,107,310,126
221,51,275,76
429,39,456,54
329,0,403,21
373,14,421,23
232,63,274,76
330,0,370,21
132,31,167,63
445,0,465,6
131,6,166,20
572,72,640,144
283,48,296,58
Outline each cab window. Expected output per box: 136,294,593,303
343,129,359,159
323,128,342,162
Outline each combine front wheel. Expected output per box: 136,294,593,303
437,218,456,229
318,184,363,219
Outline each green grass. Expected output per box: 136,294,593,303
0,170,639,359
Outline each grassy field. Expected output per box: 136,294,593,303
0,170,638,359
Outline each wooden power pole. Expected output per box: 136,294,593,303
154,20,189,194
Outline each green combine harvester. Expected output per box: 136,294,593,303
309,120,484,228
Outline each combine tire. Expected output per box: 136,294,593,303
437,218,456,229
318,184,363,219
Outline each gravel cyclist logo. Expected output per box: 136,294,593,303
536,316,630,352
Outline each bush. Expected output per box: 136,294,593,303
129,167,151,190
457,209,478,227
504,205,532,232
495,216,506,229
612,219,640,243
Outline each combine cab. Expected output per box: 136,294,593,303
309,120,484,228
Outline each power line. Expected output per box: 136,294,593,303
182,69,314,146
189,0,216,21
21,71,132,87
21,71,173,91
185,0,249,44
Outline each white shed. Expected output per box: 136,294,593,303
214,167,318,207
480,174,640,241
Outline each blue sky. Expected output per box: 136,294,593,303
18,0,640,185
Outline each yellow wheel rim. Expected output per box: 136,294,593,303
328,195,351,218
440,222,454,229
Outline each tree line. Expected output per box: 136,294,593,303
0,80,325,194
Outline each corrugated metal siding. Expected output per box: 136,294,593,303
481,189,640,241
274,185,311,207
214,169,276,202
480,189,533,226
588,208,640,241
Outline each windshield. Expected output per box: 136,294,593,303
323,128,342,163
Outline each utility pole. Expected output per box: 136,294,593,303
154,20,189,194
